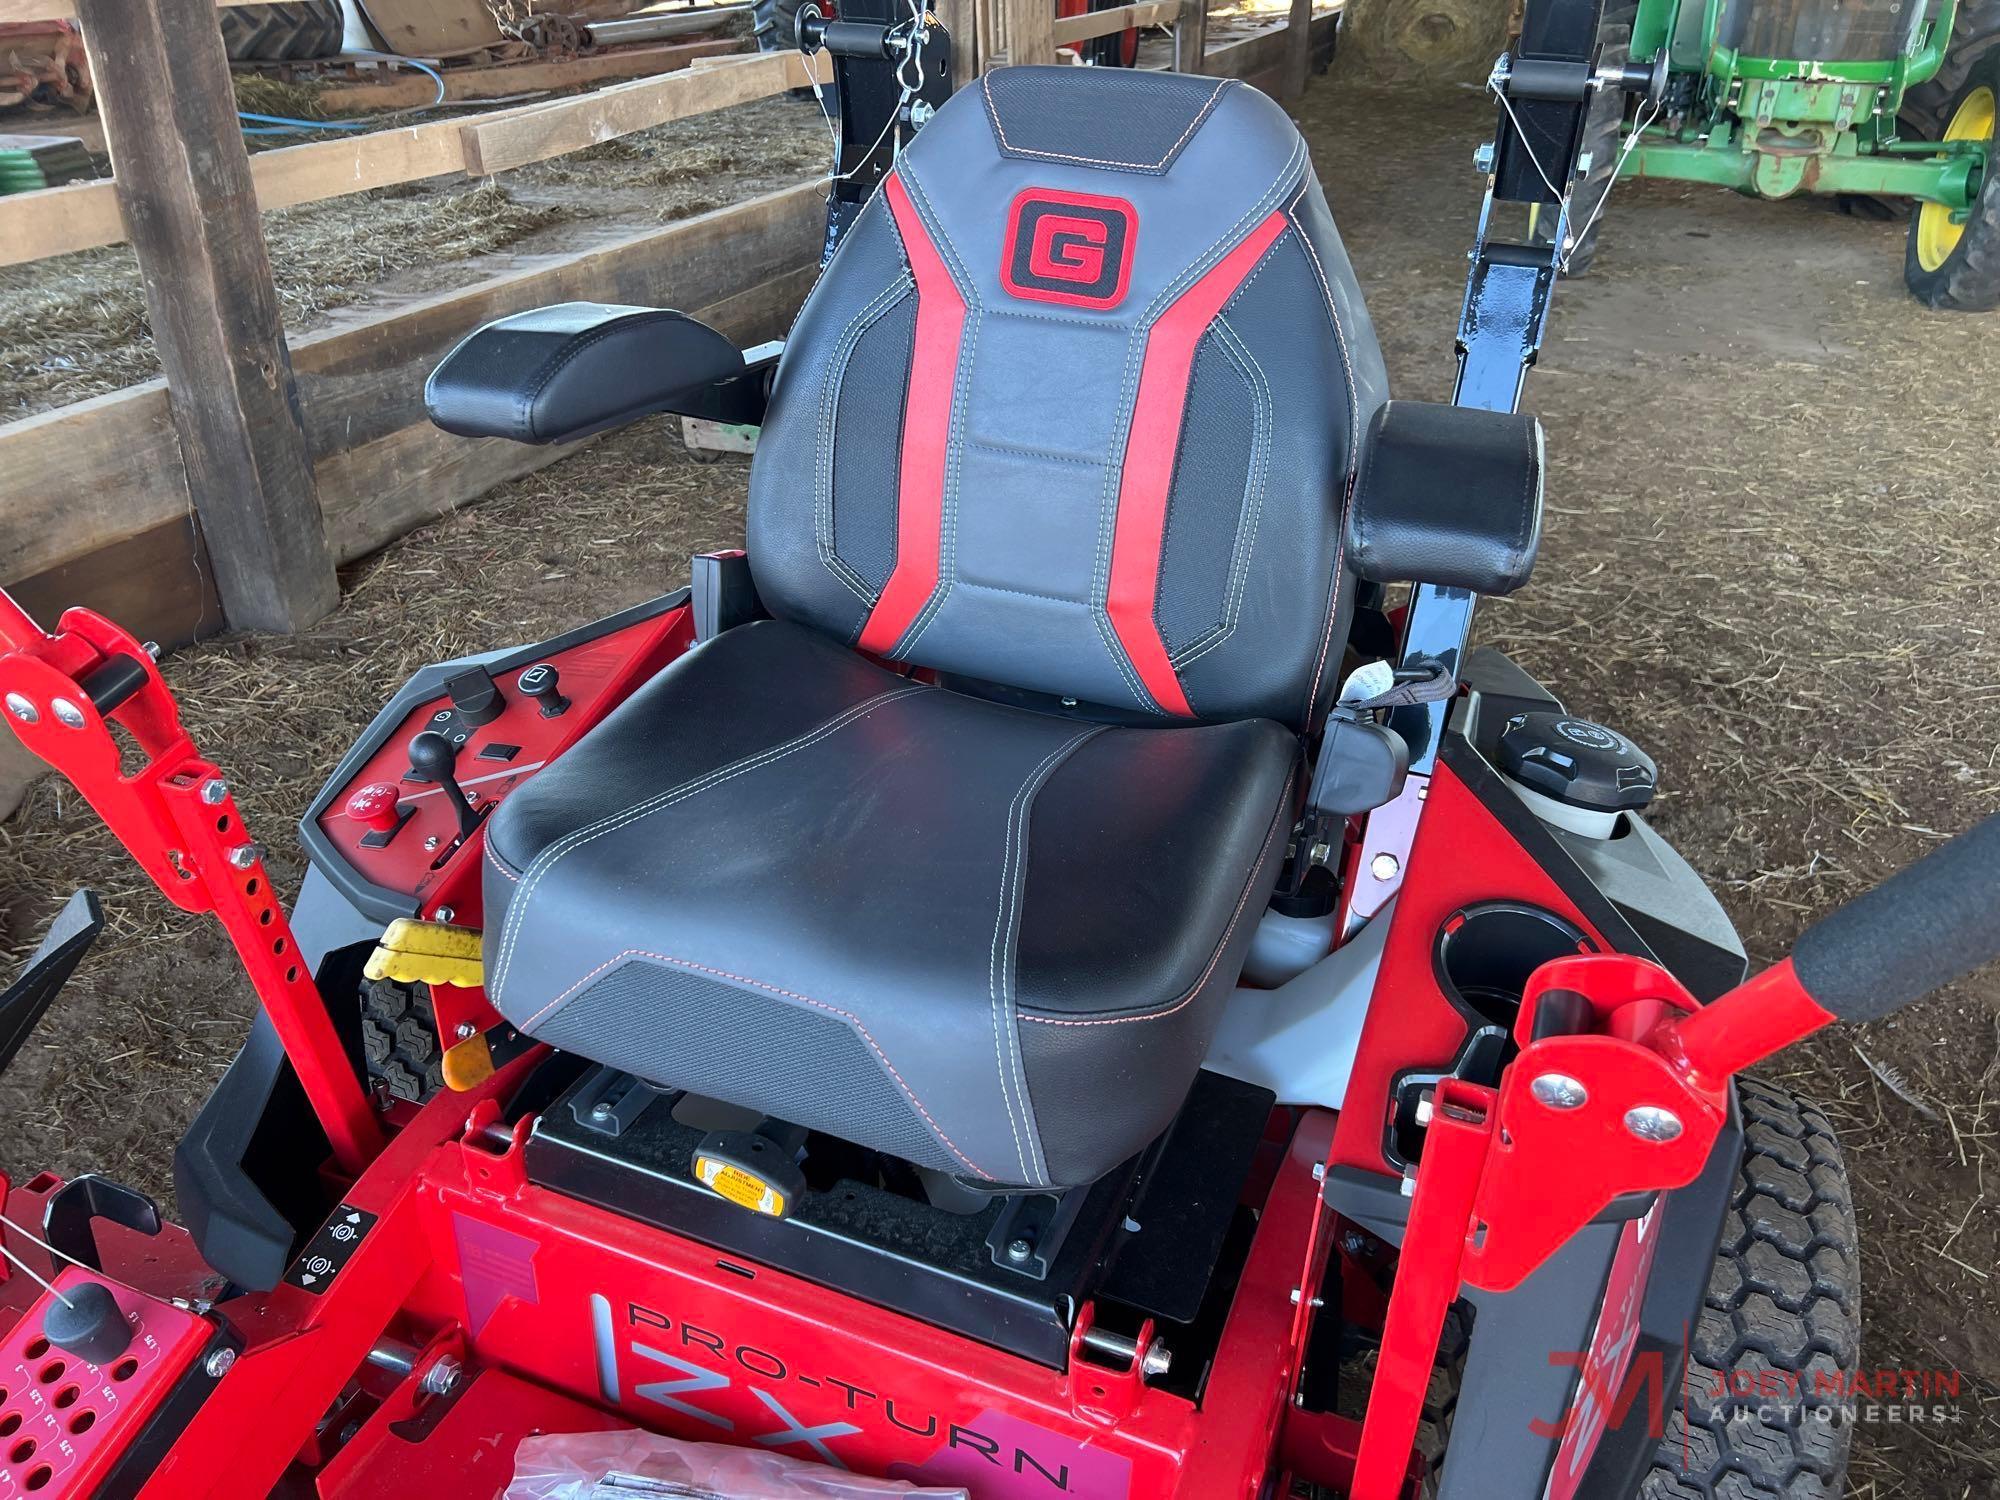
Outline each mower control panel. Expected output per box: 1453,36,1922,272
300,593,694,926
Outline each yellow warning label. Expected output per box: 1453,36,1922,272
695,1156,787,1218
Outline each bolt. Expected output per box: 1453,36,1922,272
433,905,455,923
1289,1287,1302,1305
1140,1340,1173,1379
50,697,85,729
1370,852,1401,882
1625,1105,1684,1143
1006,1236,1034,1265
226,844,262,871
1414,1090,1436,1126
142,640,161,660
1341,1230,1369,1256
589,1101,613,1120
1399,1173,1417,1198
455,1022,477,1041
1473,140,1496,173
4,692,36,724
1311,1161,1326,1183
421,1355,463,1397
205,1347,237,1378
424,835,442,851
1308,839,1333,866
910,98,935,127
1531,1073,1590,1111
1060,696,1078,709
199,778,230,805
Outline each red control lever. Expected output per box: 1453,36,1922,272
1354,811,2000,1500
0,590,384,1175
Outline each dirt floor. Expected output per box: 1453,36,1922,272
1,59,1996,1499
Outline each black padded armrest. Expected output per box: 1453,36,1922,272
1348,400,1545,596
425,302,759,445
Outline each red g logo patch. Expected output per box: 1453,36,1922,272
1002,189,1137,309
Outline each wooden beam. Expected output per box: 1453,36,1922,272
1051,0,1178,46
0,42,821,268
1283,0,1312,99
0,0,275,17
9,515,222,653
0,180,824,628
931,0,982,87
1005,0,1056,65
315,38,749,115
459,48,827,176
0,387,187,586
1203,8,1337,88
1174,0,1209,74
75,0,337,632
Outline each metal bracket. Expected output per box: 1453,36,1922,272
41,1174,162,1273
0,888,102,1079
0,592,384,1173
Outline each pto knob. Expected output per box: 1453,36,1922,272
43,1281,132,1364
516,662,568,717
343,782,404,834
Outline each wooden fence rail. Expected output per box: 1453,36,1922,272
0,0,1338,645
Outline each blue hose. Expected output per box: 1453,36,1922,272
237,56,447,135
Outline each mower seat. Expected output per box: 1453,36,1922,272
483,66,1388,1189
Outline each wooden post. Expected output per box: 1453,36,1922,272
1282,0,1313,99
75,0,338,633
1175,0,1209,74
1007,0,1057,66
938,0,984,87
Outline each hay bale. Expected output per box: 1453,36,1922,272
1338,0,1508,85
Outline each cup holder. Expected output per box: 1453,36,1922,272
1433,902,1596,1032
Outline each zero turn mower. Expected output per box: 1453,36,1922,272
0,3,1993,1498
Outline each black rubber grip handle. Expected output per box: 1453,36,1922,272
79,654,149,715
1791,812,2000,1023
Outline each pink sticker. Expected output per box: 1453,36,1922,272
454,1213,541,1337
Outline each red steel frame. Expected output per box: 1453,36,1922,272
0,579,1851,1499
0,595,382,1175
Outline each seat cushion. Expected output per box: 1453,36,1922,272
483,619,1297,1188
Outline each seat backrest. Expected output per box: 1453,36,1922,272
747,66,1388,729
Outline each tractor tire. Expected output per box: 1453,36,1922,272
221,1,346,62
1641,1078,1860,1499
1525,2,1635,276
1902,0,2000,141
754,0,808,54
1416,1304,1472,1499
1905,45,2000,310
360,975,446,1105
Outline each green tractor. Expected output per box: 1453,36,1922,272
1531,0,2000,308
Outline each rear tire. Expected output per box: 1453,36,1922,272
1901,0,2000,141
220,1,346,62
754,0,808,54
1524,2,1634,276
1642,1078,1859,1498
360,975,446,1104
1904,47,2000,311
